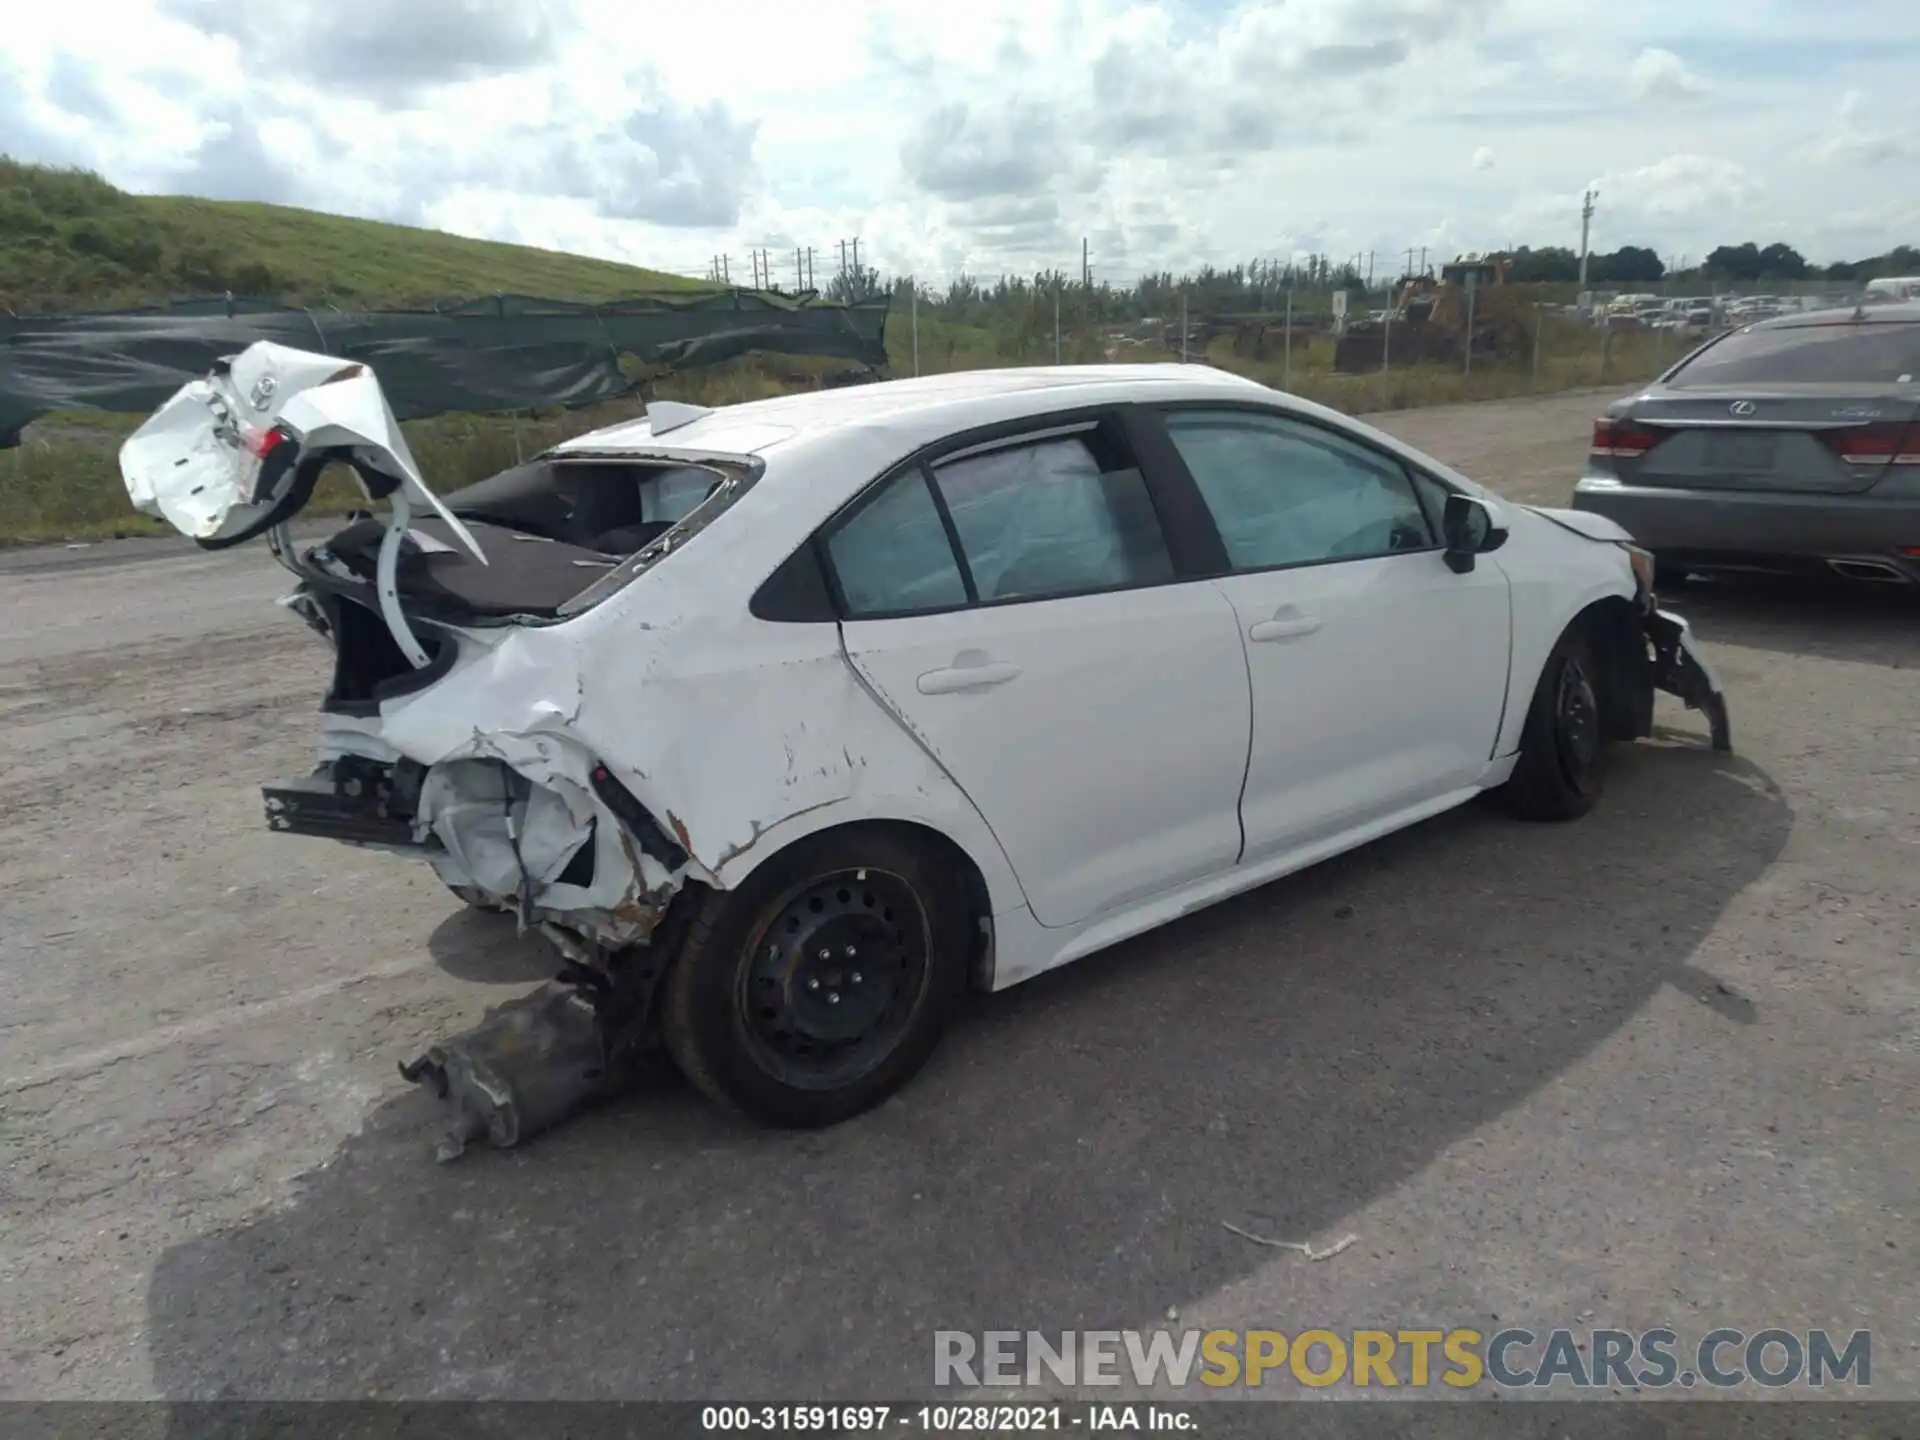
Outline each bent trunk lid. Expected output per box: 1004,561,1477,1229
120,340,488,559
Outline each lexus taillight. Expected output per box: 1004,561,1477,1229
1821,421,1920,467
1591,418,1660,459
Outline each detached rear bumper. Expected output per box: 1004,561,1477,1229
1646,607,1731,753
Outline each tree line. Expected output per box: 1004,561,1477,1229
1503,241,1919,284
825,242,1920,313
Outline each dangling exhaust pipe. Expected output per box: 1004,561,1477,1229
1827,558,1914,584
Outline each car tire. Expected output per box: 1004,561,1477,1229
660,827,968,1127
1496,627,1609,822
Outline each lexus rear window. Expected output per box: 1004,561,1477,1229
1669,321,1920,387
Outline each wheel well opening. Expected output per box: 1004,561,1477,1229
852,821,996,993
1569,595,1649,742
654,820,997,995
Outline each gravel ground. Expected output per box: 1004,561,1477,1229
0,387,1915,1404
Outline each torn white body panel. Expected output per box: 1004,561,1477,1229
317,575,1027,953
120,339,485,562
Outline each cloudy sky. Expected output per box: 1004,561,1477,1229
3,0,1917,286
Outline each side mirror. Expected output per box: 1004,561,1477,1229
1442,493,1508,574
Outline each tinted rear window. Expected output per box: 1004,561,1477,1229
1670,321,1920,387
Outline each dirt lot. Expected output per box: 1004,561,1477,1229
1,387,1916,1402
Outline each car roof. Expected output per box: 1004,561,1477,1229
552,364,1273,459
1745,300,1920,329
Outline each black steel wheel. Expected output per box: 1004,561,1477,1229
661,828,968,1126
737,868,934,1092
1497,627,1610,822
1554,651,1603,785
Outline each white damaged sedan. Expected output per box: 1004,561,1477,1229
122,344,1730,1150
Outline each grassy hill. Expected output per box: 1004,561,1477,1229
0,158,707,311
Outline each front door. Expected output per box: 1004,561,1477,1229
1156,407,1512,861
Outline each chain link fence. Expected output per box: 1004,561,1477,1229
887,274,1789,414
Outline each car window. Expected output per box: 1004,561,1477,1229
1408,470,1454,532
929,435,1174,602
1669,320,1920,387
825,470,969,616
1164,411,1435,570
639,465,720,523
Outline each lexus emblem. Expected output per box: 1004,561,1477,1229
1730,400,1756,416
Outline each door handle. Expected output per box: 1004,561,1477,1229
917,658,1023,694
1248,615,1323,643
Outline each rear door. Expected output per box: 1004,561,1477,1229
826,414,1253,929
1151,406,1512,863
1602,318,1920,494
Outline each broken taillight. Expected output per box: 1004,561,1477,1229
1820,421,1920,467
588,762,689,871
1591,418,1661,459
243,423,294,459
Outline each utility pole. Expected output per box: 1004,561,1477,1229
795,247,804,292
805,247,815,290
1283,287,1293,391
1404,247,1415,281
1578,188,1597,289
838,239,848,286
1464,271,1478,374
1082,237,1093,329
1367,250,1374,289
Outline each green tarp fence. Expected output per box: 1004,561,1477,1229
0,289,892,446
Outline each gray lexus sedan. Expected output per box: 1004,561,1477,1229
1572,301,1920,585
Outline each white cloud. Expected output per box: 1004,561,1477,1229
1804,88,1919,165
1603,154,1761,220
1627,47,1711,100
1,0,1916,284
154,0,571,102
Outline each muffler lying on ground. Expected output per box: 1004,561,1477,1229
400,983,615,1162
